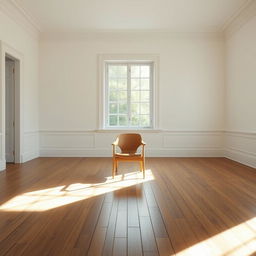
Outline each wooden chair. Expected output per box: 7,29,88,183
112,133,146,178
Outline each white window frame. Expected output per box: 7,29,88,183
98,54,159,130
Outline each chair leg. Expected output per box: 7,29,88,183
112,158,116,178
139,161,143,172
115,160,118,174
142,158,145,178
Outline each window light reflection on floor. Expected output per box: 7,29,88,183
0,169,154,212
175,217,256,256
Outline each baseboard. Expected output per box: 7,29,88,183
0,160,6,171
0,152,39,170
147,148,223,157
224,148,256,169
22,151,40,163
40,148,223,158
22,131,39,163
224,131,256,169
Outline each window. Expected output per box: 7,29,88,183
104,62,153,129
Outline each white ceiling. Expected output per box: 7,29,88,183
17,0,248,32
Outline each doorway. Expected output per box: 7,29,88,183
5,56,16,163
0,42,22,170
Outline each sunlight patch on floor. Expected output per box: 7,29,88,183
176,217,256,256
0,169,154,212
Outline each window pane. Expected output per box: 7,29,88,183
141,66,150,77
119,115,128,126
109,91,118,101
131,66,140,77
131,103,140,114
131,91,140,102
118,79,127,90
108,66,118,77
131,79,140,90
109,79,118,90
140,115,150,126
106,62,153,128
119,103,127,114
119,91,127,101
141,79,150,90
141,103,150,114
141,91,150,102
109,65,127,78
131,115,139,126
109,103,117,114
109,115,117,126
116,66,127,78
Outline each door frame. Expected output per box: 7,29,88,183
5,57,16,163
0,41,23,169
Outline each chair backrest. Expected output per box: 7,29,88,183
116,133,142,154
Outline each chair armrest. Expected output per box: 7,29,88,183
141,141,146,157
112,139,118,155
112,140,118,146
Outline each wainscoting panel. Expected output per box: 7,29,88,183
40,131,94,148
94,132,118,149
224,131,256,168
40,131,95,157
1,130,255,170
40,130,224,157
94,132,164,149
163,132,223,148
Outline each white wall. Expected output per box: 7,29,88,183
0,4,39,170
0,2,255,170
0,2,254,169
225,14,256,168
39,33,225,156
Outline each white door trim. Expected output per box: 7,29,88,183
0,41,24,168
5,58,15,162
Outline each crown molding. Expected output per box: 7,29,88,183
0,0,253,41
222,0,252,30
223,0,256,38
0,0,40,38
11,0,41,30
40,29,224,41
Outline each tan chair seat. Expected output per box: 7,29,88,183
115,153,142,158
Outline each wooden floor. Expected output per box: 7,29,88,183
0,157,255,256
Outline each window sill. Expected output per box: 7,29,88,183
95,128,162,133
